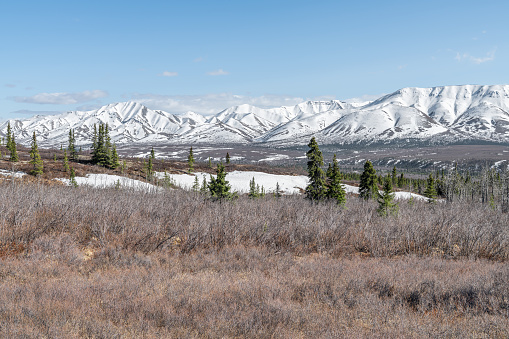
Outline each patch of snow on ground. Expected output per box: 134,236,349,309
492,160,507,168
393,191,429,201
258,154,290,162
56,174,159,191
156,171,420,199
0,169,27,178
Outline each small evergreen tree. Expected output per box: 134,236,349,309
6,122,19,162
248,177,259,199
208,162,235,201
274,182,282,199
359,160,378,200
69,167,78,187
29,132,43,176
305,137,327,201
326,154,346,205
397,173,405,188
68,128,77,161
392,166,397,185
110,144,120,169
188,147,194,172
200,175,208,194
145,156,154,180
150,147,155,160
423,173,437,203
226,152,230,164
63,150,70,172
208,157,212,168
377,176,398,216
192,175,200,191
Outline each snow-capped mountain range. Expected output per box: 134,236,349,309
3,85,509,148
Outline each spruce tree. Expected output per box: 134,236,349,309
6,122,19,162
200,175,208,194
274,182,282,199
69,167,78,187
423,173,437,203
392,166,397,185
110,144,120,169
359,160,378,200
188,147,194,172
326,154,346,205
305,137,327,201
91,123,112,167
145,156,154,180
63,150,70,172
208,162,234,200
226,152,230,164
192,175,200,191
208,157,212,168
150,147,155,160
248,177,259,199
29,132,43,176
68,128,77,161
377,176,398,216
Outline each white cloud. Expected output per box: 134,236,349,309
455,48,496,64
127,93,315,115
5,84,16,88
11,109,62,116
344,93,385,104
160,71,178,77
207,69,229,76
193,57,204,62
10,90,108,105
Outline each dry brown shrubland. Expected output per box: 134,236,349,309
0,181,508,337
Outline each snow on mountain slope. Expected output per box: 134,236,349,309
3,85,509,147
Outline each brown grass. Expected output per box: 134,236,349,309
0,180,507,337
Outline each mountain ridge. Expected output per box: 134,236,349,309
3,85,509,148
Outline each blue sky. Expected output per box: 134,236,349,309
1,0,507,119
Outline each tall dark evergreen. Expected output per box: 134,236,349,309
305,137,327,201
145,156,154,180
359,160,378,200
377,176,398,216
274,182,282,199
326,154,346,205
226,152,230,164
188,147,194,172
68,128,77,161
91,123,112,167
29,132,43,176
6,122,19,162
423,174,437,202
391,166,397,185
208,162,234,200
110,144,120,169
248,177,260,199
63,150,70,172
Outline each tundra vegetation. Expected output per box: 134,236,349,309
0,135,507,337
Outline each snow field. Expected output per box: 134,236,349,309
56,173,160,191
156,170,427,199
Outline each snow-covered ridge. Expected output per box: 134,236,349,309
4,85,509,147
